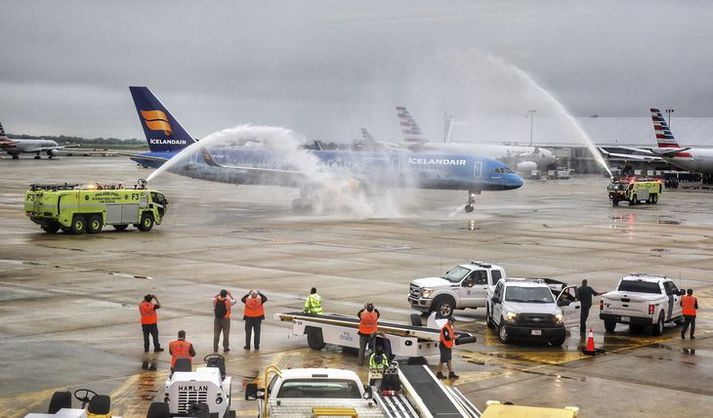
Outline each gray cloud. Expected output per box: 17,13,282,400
0,0,711,142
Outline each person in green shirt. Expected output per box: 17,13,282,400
304,287,324,315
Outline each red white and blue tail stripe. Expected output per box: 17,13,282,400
396,106,428,144
650,108,679,148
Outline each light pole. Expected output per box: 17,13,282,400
665,108,675,127
528,109,536,147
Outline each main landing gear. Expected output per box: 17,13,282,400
464,190,477,213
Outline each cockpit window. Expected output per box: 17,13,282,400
494,167,514,174
504,167,514,173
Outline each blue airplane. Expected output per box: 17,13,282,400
127,86,523,212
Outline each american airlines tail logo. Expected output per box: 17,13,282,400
140,110,173,136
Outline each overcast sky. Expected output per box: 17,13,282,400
1,1,712,142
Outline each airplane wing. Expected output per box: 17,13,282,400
121,152,170,163
597,147,663,162
651,147,691,157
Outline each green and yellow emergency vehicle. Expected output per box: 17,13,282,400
24,181,168,234
607,177,662,207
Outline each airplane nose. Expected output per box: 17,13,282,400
508,173,524,189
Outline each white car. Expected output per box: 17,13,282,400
486,279,580,346
599,274,684,335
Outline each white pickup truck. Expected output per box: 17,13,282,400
245,365,479,418
599,274,685,335
408,261,506,317
486,278,580,346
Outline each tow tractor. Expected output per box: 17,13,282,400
25,389,120,418
24,179,168,234
276,311,476,361
146,354,236,418
245,364,480,417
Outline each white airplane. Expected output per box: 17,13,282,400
395,106,557,173
0,121,68,159
598,108,713,174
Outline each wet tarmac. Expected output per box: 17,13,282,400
1,158,713,417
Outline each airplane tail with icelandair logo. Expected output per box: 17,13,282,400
396,106,428,145
650,108,680,148
129,86,196,153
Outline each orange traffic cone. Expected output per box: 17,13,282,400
582,328,597,355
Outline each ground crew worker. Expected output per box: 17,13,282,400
357,302,380,366
139,294,163,352
681,289,699,339
169,330,196,370
213,289,237,352
437,317,458,380
576,279,605,335
369,344,390,371
242,290,267,350
304,287,323,314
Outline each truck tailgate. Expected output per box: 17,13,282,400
268,399,385,417
602,292,660,316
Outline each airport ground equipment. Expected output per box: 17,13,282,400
479,401,579,417
607,176,662,206
486,278,580,346
24,180,168,234
146,354,235,418
277,311,476,360
24,388,120,418
600,274,684,336
408,260,507,317
245,364,480,417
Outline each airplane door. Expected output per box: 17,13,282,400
557,286,581,328
473,161,482,178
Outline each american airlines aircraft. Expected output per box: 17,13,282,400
0,121,67,159
127,87,523,212
598,108,713,175
394,106,557,173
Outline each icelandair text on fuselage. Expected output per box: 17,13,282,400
408,158,467,166
149,138,187,145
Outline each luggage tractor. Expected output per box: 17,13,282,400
24,388,119,418
146,354,236,418
607,177,662,206
24,180,168,234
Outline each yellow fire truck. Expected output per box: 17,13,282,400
24,181,168,234
607,177,662,207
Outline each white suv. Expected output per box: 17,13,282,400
487,279,580,346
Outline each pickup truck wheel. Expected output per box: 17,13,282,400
612,199,619,207
674,317,684,326
306,329,326,350
497,321,510,344
550,335,566,346
434,297,455,318
652,313,665,336
485,306,495,329
604,319,617,333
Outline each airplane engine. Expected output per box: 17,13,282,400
48,149,60,157
516,160,538,173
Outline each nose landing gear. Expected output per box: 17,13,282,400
464,191,477,213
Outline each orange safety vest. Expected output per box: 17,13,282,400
682,295,698,316
440,322,455,348
169,339,193,368
216,297,232,319
139,301,157,325
244,297,265,318
358,311,378,335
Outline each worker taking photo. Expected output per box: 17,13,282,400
242,290,268,351
139,294,163,353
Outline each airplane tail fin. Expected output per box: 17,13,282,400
0,121,8,140
360,128,376,144
396,106,428,144
650,108,680,148
129,86,196,153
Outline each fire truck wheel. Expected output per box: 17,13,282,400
70,215,86,234
651,194,658,204
137,213,154,232
41,221,61,234
87,215,103,234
